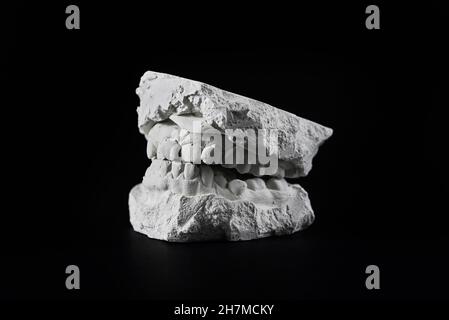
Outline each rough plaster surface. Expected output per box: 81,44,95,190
129,183,314,242
129,71,332,242
136,71,333,176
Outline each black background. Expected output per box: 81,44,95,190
3,1,448,305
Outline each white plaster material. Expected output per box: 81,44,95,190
130,71,333,242
136,71,333,177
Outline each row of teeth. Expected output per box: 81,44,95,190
147,129,288,178
143,159,290,197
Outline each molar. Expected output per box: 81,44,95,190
274,167,285,178
246,178,266,190
214,174,227,188
215,184,237,199
228,179,247,196
236,164,251,174
266,178,288,191
285,167,302,178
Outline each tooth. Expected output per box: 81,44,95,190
285,167,302,178
261,166,277,176
250,166,277,177
266,178,288,190
159,159,172,173
150,159,171,173
181,144,201,163
171,161,183,178
216,186,234,199
184,163,199,180
236,164,251,174
179,128,189,137
249,165,263,176
200,166,214,187
157,139,178,160
246,178,266,190
179,133,192,146
179,129,189,142
274,167,285,178
228,179,247,196
181,144,191,162
143,160,171,187
201,145,215,164
170,129,180,141
146,141,157,159
169,144,181,161
214,174,227,188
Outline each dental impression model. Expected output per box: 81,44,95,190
129,71,333,242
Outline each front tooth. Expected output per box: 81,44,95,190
181,144,201,163
214,174,227,188
200,165,214,187
179,133,192,146
179,129,189,142
266,178,288,191
171,161,183,178
246,178,266,190
184,163,199,180
169,144,181,161
236,164,251,174
181,144,190,162
170,129,180,142
146,141,157,159
179,128,189,138
228,179,247,196
201,145,215,165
